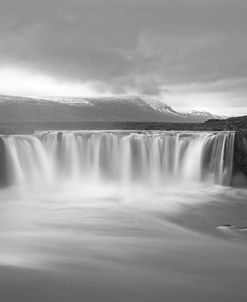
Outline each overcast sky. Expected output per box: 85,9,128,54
0,0,247,115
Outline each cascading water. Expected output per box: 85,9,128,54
0,131,235,187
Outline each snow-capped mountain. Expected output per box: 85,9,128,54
0,94,224,123
178,110,224,122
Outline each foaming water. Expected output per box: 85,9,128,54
1,130,235,187
2,130,247,302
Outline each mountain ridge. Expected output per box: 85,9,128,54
0,94,223,123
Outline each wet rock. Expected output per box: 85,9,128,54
232,131,247,184
57,131,63,142
0,137,8,187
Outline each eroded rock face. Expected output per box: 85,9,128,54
232,131,247,187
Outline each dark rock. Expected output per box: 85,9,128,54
57,131,63,142
232,131,247,185
204,115,247,131
0,137,8,187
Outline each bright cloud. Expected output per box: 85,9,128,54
0,68,101,97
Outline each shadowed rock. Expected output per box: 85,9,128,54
0,137,8,187
232,131,247,185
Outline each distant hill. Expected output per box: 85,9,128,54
204,115,247,130
0,95,223,123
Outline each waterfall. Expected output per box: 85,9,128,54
0,131,235,187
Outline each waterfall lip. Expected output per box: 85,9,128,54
32,129,236,140
0,129,236,138
34,130,235,133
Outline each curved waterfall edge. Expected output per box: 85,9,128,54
0,130,236,188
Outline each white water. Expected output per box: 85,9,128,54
1,130,235,187
1,130,247,302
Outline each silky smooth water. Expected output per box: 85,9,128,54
1,130,235,186
1,131,247,302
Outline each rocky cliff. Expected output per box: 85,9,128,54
232,131,247,186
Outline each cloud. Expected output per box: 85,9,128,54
0,68,101,97
0,0,247,112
